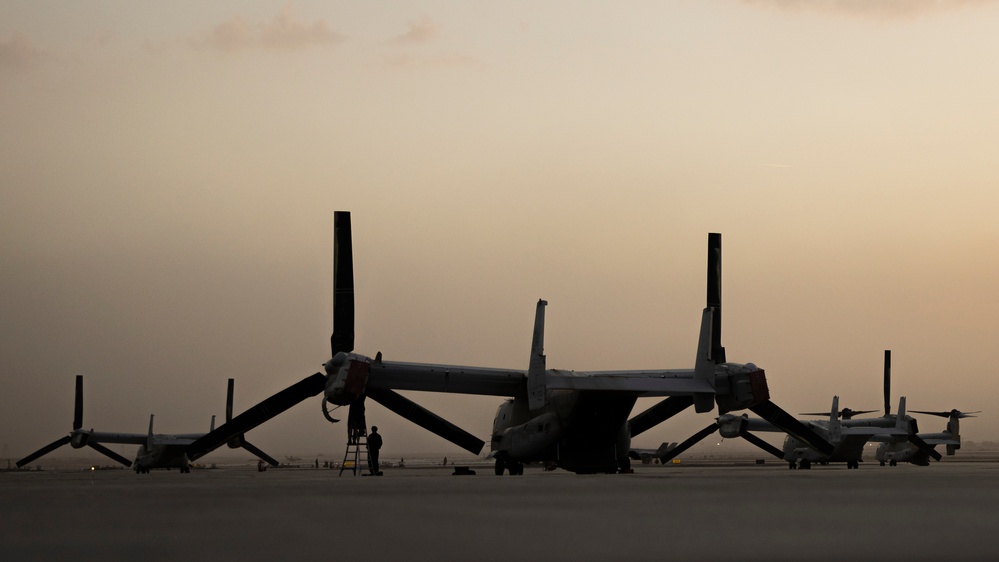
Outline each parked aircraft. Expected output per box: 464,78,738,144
873,408,977,466
16,376,277,473
187,212,833,474
659,350,953,469
654,394,912,469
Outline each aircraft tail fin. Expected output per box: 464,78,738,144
527,299,547,411
210,414,216,433
146,414,155,450
895,397,907,430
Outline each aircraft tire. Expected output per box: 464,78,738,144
494,458,505,476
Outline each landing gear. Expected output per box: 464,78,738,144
494,458,524,475
788,462,796,470
799,460,812,470
889,460,897,467
880,461,886,467
846,460,859,469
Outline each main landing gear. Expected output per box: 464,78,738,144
495,457,524,476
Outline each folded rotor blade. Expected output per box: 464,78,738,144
88,442,133,467
629,396,694,437
740,431,784,459
186,373,327,461
241,440,279,467
331,211,355,357
16,435,72,468
74,375,84,430
907,434,943,462
367,388,484,455
659,423,719,463
749,400,835,457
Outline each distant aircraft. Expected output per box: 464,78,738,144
187,212,833,474
872,408,976,466
628,442,678,465
662,350,965,469
16,376,277,473
654,394,912,469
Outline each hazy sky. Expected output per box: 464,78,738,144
3,1,999,462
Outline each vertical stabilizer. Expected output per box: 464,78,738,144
527,299,548,411
895,397,907,430
693,308,716,413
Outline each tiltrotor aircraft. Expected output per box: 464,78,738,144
872,408,976,466
17,376,277,473
187,212,833,474
661,350,964,469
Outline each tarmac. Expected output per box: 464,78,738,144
3,461,999,561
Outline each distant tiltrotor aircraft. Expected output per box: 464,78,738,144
665,350,975,469
17,377,276,473
187,212,833,474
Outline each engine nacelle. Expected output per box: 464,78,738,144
715,363,769,414
70,431,90,449
324,352,372,406
717,413,749,439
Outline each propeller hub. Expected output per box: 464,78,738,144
70,430,90,449
324,352,372,406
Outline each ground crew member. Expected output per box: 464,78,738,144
367,425,383,476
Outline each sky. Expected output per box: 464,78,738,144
3,1,999,463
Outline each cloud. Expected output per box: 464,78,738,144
383,52,478,70
739,0,998,20
392,16,440,46
0,32,45,71
199,4,344,53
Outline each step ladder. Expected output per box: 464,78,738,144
339,436,368,476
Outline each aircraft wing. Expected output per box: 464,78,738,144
841,427,910,438
149,436,199,446
544,369,707,396
368,361,526,396
85,431,149,445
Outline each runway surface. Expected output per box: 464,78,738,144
3,462,999,561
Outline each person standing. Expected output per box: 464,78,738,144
366,425,383,476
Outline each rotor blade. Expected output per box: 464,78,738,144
367,388,484,455
907,434,943,462
16,436,72,467
740,431,784,459
884,349,891,417
331,211,355,357
74,375,84,430
629,396,694,437
911,410,979,419
749,400,835,457
241,440,279,467
706,233,725,363
87,442,133,467
659,423,719,463
226,378,234,422
840,409,877,419
186,373,327,461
